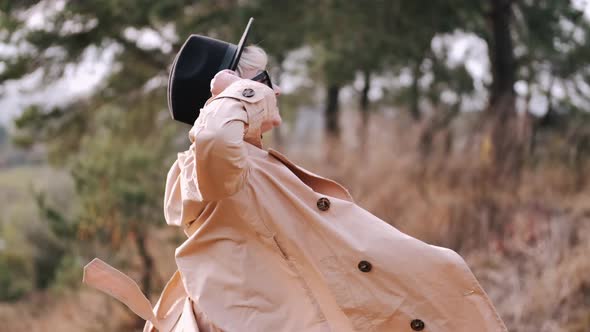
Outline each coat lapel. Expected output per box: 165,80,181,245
267,148,353,202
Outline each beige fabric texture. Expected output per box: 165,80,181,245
84,79,508,332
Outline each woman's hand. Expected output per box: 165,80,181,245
208,70,281,135
210,69,241,98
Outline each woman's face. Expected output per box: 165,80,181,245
260,85,282,134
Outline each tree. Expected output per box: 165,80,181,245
481,0,590,178
0,124,6,146
304,0,358,137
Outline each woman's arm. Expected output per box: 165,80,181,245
164,79,277,226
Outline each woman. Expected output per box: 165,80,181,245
84,44,507,331
152,44,508,331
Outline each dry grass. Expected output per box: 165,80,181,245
0,288,135,332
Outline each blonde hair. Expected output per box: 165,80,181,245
236,45,268,78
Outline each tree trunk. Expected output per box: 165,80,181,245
129,226,154,330
134,227,153,296
410,61,421,121
488,0,516,110
272,57,285,148
486,0,526,181
359,70,371,149
360,70,371,115
418,100,460,159
325,84,341,137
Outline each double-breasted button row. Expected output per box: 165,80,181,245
355,260,426,331
317,198,424,329
317,197,330,211
314,199,424,331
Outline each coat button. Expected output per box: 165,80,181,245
317,197,330,211
242,88,255,97
410,319,425,331
358,260,372,272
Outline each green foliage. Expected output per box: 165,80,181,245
0,124,6,146
0,251,34,301
49,253,84,294
513,1,590,91
26,225,66,289
72,110,173,247
0,164,77,299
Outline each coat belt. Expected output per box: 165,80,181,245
83,258,164,330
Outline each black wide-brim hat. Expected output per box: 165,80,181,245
168,18,254,125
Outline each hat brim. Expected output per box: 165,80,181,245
230,17,254,71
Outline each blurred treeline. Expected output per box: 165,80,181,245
1,1,590,330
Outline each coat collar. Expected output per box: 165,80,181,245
267,148,354,202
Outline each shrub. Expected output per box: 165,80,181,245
0,251,34,301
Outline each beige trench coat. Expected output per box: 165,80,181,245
83,79,508,332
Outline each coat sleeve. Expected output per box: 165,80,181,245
163,79,276,226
